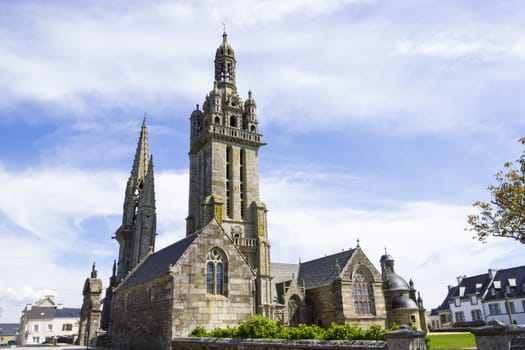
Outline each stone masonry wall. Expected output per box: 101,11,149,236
172,338,387,350
171,220,254,337
307,284,339,327
111,276,174,350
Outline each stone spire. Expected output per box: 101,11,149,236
133,154,157,263
115,117,155,281
131,117,149,186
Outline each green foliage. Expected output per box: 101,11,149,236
363,324,386,340
237,315,285,339
188,316,387,341
285,323,325,340
467,137,525,244
210,326,239,338
188,326,209,337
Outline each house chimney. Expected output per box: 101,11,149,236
456,275,466,285
488,269,498,279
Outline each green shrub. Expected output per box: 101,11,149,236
237,315,285,339
286,323,325,340
210,326,239,338
363,324,386,340
188,326,209,337
188,316,387,341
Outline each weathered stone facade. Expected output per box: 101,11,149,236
187,32,272,314
110,220,254,350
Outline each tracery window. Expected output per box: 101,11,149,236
353,269,375,315
206,248,227,295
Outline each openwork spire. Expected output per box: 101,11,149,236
131,116,149,186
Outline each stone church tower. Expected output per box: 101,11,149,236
114,118,157,282
186,32,272,315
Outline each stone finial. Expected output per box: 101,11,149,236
334,258,341,274
91,262,97,278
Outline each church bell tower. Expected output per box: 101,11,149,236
186,32,272,315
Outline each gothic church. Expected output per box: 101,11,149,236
82,33,426,350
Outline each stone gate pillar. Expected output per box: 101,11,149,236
470,321,524,350
385,325,427,350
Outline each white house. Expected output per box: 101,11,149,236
436,265,525,328
19,295,80,345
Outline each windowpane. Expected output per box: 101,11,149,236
216,263,223,295
206,249,226,296
207,262,214,294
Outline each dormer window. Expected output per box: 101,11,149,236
494,280,501,289
508,278,516,287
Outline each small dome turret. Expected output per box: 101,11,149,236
215,32,236,59
385,273,411,291
191,104,203,119
392,295,419,310
245,90,257,108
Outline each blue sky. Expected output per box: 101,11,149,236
1,0,525,323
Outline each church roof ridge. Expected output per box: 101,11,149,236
117,233,198,291
298,248,356,290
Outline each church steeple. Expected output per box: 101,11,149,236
187,32,272,316
115,117,156,282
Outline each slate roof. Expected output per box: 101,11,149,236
485,265,525,300
271,263,299,284
451,273,491,298
0,323,19,336
25,307,80,320
118,233,198,290
298,249,356,289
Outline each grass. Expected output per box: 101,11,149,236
427,333,476,349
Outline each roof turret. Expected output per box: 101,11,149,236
214,32,237,88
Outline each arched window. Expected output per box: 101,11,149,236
206,248,227,295
353,269,375,315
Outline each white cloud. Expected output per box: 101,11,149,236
2,0,524,136
262,171,524,309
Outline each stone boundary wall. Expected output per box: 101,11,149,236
172,337,387,350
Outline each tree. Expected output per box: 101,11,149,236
467,138,525,244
